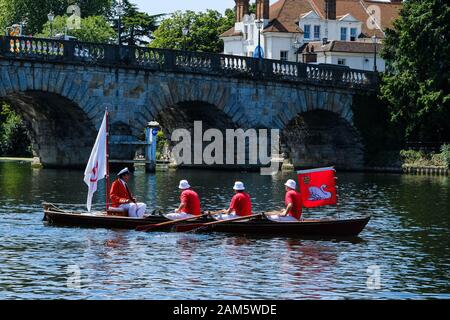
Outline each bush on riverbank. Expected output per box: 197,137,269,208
400,145,450,168
0,103,32,157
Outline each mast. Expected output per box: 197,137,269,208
105,108,110,212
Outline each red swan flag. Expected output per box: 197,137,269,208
83,112,108,212
297,167,337,208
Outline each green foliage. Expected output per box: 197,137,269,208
110,0,164,46
381,0,450,142
0,103,32,157
38,15,116,43
400,147,449,168
0,0,113,35
156,130,169,160
440,144,450,167
150,10,234,53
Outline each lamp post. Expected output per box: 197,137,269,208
293,38,302,63
47,11,55,38
117,1,124,46
182,26,189,51
255,19,263,60
372,35,378,72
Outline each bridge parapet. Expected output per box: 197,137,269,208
1,36,378,90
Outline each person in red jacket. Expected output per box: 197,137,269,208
268,179,303,222
110,168,147,217
216,181,252,220
165,180,202,220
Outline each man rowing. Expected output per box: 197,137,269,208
110,168,147,218
268,179,302,222
165,180,201,220
215,181,252,220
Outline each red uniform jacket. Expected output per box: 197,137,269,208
110,179,133,208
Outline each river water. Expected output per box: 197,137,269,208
0,161,449,299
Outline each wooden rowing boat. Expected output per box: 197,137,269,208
43,203,212,229
175,215,371,237
43,204,370,237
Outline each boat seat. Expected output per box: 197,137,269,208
106,207,128,217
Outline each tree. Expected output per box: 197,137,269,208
0,0,112,35
110,0,164,46
381,0,450,142
37,15,116,43
0,103,31,157
151,10,233,53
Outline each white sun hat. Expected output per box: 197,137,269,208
117,167,130,176
284,179,297,190
178,180,191,190
233,181,245,191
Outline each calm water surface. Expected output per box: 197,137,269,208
0,161,449,299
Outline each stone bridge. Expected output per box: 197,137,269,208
0,36,378,170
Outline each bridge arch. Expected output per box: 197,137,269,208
0,62,107,167
281,109,364,170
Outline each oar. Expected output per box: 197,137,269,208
175,212,264,233
136,211,221,232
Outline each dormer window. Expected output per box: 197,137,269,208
340,27,347,41
304,24,311,39
314,25,321,40
350,28,357,41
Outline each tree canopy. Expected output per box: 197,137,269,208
381,0,450,142
150,10,235,53
110,0,164,46
37,15,116,43
0,0,113,35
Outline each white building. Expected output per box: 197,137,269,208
220,0,402,71
302,39,385,71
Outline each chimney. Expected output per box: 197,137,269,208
235,0,250,22
256,0,270,20
325,0,336,20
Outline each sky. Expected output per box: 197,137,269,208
132,0,237,15
132,0,393,15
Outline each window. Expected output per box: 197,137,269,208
350,28,357,41
337,58,346,65
244,25,249,40
280,51,289,61
304,25,311,39
340,27,347,41
314,25,321,39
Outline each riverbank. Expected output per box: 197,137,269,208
0,157,33,162
1,157,448,176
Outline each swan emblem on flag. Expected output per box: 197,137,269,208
308,184,332,201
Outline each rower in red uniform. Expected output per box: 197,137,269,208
110,168,147,217
269,179,303,222
165,180,201,220
217,181,252,220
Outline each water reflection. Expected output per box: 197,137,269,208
0,162,449,299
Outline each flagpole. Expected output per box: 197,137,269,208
105,108,110,212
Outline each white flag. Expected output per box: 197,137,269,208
84,112,108,212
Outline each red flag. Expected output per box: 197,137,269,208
297,167,337,208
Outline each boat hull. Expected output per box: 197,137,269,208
180,216,371,237
44,209,370,237
44,210,171,229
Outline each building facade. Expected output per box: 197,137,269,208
221,0,402,71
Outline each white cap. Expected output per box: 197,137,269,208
178,180,191,190
284,179,297,190
233,181,245,191
117,167,130,176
